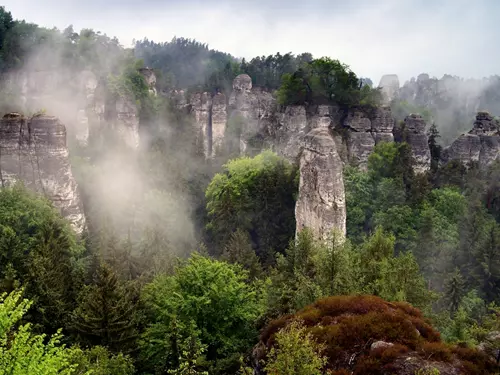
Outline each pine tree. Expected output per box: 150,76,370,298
221,229,262,279
427,122,442,173
70,263,139,354
444,268,466,316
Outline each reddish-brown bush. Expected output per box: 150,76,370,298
419,342,453,362
256,295,499,374
453,347,498,374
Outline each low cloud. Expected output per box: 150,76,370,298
3,0,498,84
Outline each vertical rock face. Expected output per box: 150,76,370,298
403,114,431,173
75,70,98,147
295,127,346,240
342,106,395,168
211,93,227,157
115,97,140,149
378,74,400,104
190,92,212,157
229,74,276,155
273,105,308,162
441,111,500,168
0,113,86,233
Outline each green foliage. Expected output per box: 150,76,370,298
134,37,236,90
139,253,265,374
276,72,307,105
241,52,303,89
70,262,139,353
221,229,263,280
444,268,466,315
205,150,298,262
166,331,209,375
276,57,380,107
360,228,437,311
427,123,442,173
0,290,80,375
0,185,84,332
70,345,135,375
264,320,327,375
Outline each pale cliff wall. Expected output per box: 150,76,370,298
342,106,395,168
441,111,500,168
0,113,86,233
402,114,431,173
295,127,346,240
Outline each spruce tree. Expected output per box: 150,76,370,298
221,229,262,279
427,122,442,173
70,262,139,354
444,268,466,316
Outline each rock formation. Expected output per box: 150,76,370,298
342,106,395,168
441,111,500,168
378,74,400,104
0,113,86,233
272,105,307,162
295,127,346,240
211,93,227,156
88,81,140,151
229,75,275,155
388,73,500,145
138,67,157,95
402,114,431,173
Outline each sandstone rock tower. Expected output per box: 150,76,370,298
0,113,86,233
295,127,346,240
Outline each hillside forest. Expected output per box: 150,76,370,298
1,5,500,375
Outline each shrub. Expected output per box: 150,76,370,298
257,295,497,374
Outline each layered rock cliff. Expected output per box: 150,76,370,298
5,67,144,151
0,113,86,233
378,73,500,145
170,74,500,240
441,111,500,168
342,106,395,168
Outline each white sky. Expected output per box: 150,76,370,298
3,0,498,84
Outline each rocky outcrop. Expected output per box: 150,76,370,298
0,113,86,233
74,70,98,147
115,97,140,149
255,295,496,375
211,93,227,156
139,67,157,95
295,127,346,240
342,106,395,168
229,74,276,155
272,105,307,162
402,114,431,173
88,80,140,151
378,74,400,104
441,111,500,168
389,73,500,145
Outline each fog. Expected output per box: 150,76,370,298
3,0,499,84
0,0,499,253
0,34,199,255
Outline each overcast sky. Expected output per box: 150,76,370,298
3,0,498,84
